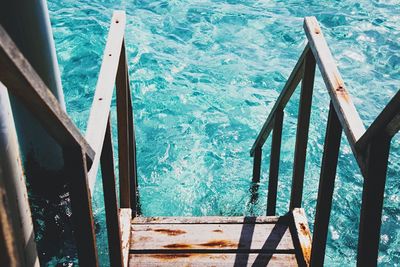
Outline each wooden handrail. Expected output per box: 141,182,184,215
86,11,126,191
356,90,400,151
0,24,99,266
250,44,309,156
250,16,400,266
304,17,367,172
85,10,137,265
0,25,95,165
0,10,136,267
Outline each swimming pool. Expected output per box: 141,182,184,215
47,0,399,265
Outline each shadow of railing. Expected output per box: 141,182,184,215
233,216,289,266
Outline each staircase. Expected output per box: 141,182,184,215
1,9,399,267
128,209,311,266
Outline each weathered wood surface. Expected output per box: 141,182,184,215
311,102,342,266
132,216,285,224
101,117,124,267
267,109,284,216
120,208,132,267
0,25,94,164
64,146,98,266
116,39,132,209
356,90,400,151
130,223,294,251
290,208,312,266
252,146,262,183
129,253,298,267
303,17,366,171
289,48,316,210
357,133,391,266
86,11,126,191
126,73,138,213
129,215,309,266
250,44,309,156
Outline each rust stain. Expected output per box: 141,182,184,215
210,255,228,260
299,223,308,236
314,28,320,34
301,243,312,265
298,223,312,265
154,228,186,236
150,254,192,260
199,240,237,248
333,73,351,102
163,243,192,249
212,229,223,233
138,236,151,242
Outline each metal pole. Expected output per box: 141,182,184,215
1,0,66,169
0,0,70,263
0,83,40,266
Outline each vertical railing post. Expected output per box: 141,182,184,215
252,146,262,183
267,109,284,216
124,53,138,215
290,49,316,210
310,102,342,266
116,39,131,209
101,116,124,267
64,146,98,267
357,133,391,267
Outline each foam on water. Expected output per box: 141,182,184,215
47,0,399,265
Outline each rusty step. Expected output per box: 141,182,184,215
128,208,311,266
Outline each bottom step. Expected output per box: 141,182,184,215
130,253,297,266
129,208,311,266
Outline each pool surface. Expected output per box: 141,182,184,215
47,0,399,266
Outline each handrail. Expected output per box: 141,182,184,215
356,89,400,151
0,10,136,267
84,10,137,266
86,10,126,191
304,17,367,172
85,10,138,211
0,24,99,266
250,16,400,266
250,44,309,156
85,11,138,265
0,25,95,165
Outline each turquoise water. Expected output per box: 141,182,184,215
47,0,399,266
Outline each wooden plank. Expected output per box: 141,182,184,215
101,117,124,267
356,90,400,151
86,11,126,191
303,17,366,172
120,208,132,267
310,102,342,266
0,25,94,165
290,48,316,210
116,38,131,209
267,109,284,216
130,223,294,251
64,146,98,266
290,208,312,266
357,133,391,267
132,216,286,224
129,253,298,267
250,44,309,156
252,146,262,183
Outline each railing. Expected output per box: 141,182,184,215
250,16,400,266
0,11,136,267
